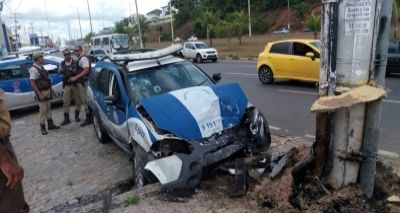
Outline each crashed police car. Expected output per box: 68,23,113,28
87,45,271,189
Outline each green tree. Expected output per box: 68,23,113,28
197,11,219,46
393,0,400,38
84,32,95,44
230,11,247,45
306,15,321,39
114,19,128,34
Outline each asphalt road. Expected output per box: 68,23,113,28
197,60,400,154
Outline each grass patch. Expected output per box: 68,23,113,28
125,194,140,206
145,32,315,59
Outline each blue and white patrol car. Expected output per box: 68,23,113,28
88,45,271,189
0,56,64,110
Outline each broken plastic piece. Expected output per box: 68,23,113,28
270,155,289,179
230,158,247,198
311,85,386,112
145,155,183,185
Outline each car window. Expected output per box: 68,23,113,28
94,38,101,46
97,69,111,96
292,42,319,58
25,62,58,74
111,76,124,108
270,42,290,54
94,50,105,55
103,37,109,46
0,65,26,80
126,62,213,101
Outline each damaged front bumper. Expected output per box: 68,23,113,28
145,129,248,190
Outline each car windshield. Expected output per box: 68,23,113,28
311,42,321,49
126,62,214,101
112,35,129,49
195,43,209,49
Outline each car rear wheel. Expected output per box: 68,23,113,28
212,58,218,63
196,54,203,63
259,66,274,84
93,113,109,144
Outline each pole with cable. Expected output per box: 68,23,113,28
287,0,290,32
135,0,143,48
170,1,174,42
76,7,83,40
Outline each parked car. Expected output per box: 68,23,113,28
174,37,182,42
0,56,64,110
181,42,218,63
273,27,289,35
89,48,109,61
188,35,198,41
257,39,320,84
387,39,400,75
87,45,271,189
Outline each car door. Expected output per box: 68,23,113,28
289,42,320,80
94,68,112,130
268,42,292,77
107,71,130,146
0,60,34,109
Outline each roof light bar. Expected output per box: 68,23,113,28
111,44,183,62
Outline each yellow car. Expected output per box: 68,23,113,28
257,39,320,84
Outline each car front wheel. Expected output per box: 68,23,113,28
131,144,157,188
196,54,203,63
259,66,274,84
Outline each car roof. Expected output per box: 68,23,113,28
270,39,320,44
126,55,185,72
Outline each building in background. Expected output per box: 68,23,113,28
0,20,13,56
29,34,55,48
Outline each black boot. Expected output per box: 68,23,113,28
41,124,48,135
80,113,92,127
48,119,60,130
61,113,71,126
75,111,81,122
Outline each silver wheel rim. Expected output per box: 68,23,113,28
260,68,272,83
93,117,102,139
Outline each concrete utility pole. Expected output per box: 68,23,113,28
75,7,83,40
313,0,393,198
287,0,290,32
135,0,144,48
248,0,252,37
86,0,93,34
170,1,174,42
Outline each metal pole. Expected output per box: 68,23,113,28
66,15,72,48
76,7,83,40
360,0,393,198
86,0,93,34
135,0,144,48
287,0,290,32
248,0,252,37
170,1,174,42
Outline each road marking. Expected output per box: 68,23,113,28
304,134,316,139
278,89,318,96
378,150,400,159
269,125,281,131
225,72,258,76
384,99,400,104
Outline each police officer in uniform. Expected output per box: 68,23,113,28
59,49,81,125
29,52,60,135
0,89,30,212
72,45,92,127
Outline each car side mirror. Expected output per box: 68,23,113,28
306,52,315,60
212,73,222,82
105,96,116,105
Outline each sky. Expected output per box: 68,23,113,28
0,0,170,43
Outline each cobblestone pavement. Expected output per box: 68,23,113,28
9,107,132,213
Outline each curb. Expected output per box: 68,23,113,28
222,57,257,61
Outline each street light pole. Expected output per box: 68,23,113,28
287,0,290,32
135,0,144,48
248,0,252,37
86,0,93,34
76,7,83,40
170,1,174,42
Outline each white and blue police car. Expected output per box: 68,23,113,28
0,56,64,110
87,45,271,189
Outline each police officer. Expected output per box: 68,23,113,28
0,89,30,212
59,49,81,125
71,46,92,127
29,52,60,135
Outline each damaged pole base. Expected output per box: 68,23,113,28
230,158,247,198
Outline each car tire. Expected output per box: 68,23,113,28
258,66,274,84
196,54,203,63
212,58,218,63
131,144,157,188
93,113,110,144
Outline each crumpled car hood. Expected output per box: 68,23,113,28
139,83,248,141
